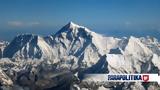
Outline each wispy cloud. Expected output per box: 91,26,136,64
8,21,24,27
7,21,40,27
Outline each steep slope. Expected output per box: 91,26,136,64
124,36,152,56
3,34,53,60
140,36,160,56
45,22,120,67
106,36,157,74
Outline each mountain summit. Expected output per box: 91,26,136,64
55,21,92,37
64,21,80,29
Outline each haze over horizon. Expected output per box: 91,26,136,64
0,0,160,41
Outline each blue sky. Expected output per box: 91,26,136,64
0,0,160,41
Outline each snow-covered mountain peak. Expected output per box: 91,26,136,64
66,21,79,29
55,22,92,37
3,33,53,59
123,36,153,57
13,34,39,44
61,21,81,31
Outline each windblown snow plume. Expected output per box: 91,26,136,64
0,22,160,90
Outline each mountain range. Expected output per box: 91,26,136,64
0,22,160,90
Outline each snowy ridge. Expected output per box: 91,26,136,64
3,34,53,60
